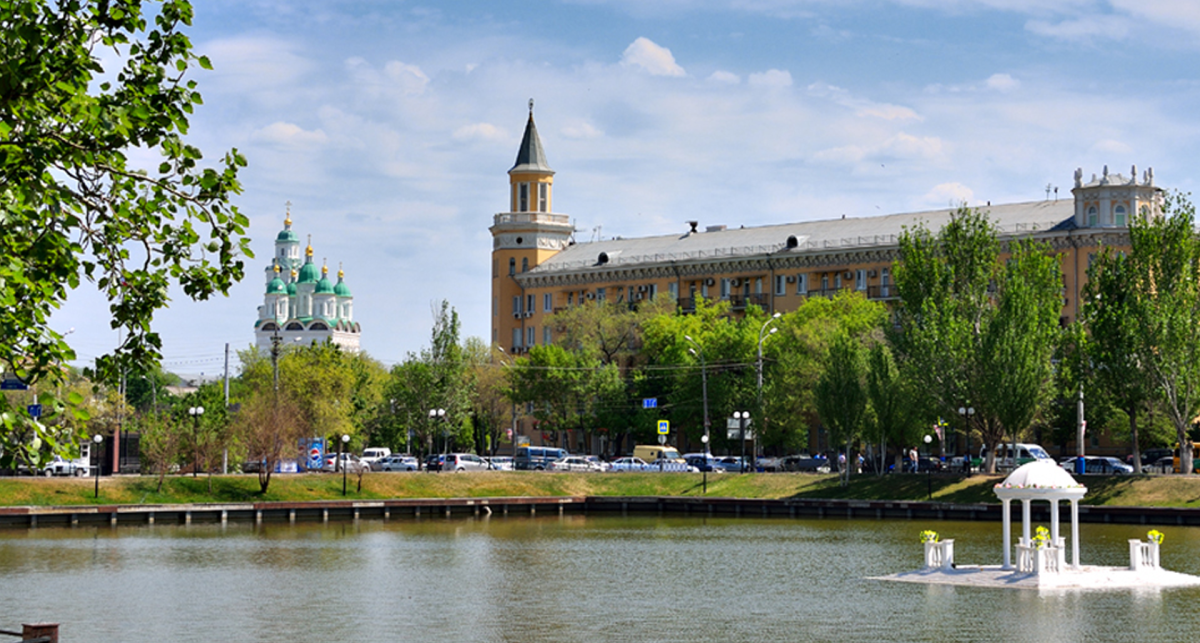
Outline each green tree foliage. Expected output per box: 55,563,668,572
0,0,250,465
465,338,511,457
136,410,184,492
1122,193,1200,473
763,291,887,454
506,344,621,450
893,206,1064,472
234,390,308,493
864,341,924,474
816,331,868,486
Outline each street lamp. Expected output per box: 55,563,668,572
684,336,710,460
923,434,933,500
700,434,709,495
188,406,204,478
733,411,751,473
958,405,975,476
429,408,447,463
755,313,781,471
92,434,103,499
341,434,350,496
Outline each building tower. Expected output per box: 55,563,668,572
490,101,574,353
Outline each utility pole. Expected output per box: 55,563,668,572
223,342,230,474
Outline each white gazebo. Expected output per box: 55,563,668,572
993,460,1087,572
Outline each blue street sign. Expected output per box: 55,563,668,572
657,420,670,435
1,377,28,390
27,404,42,418
642,398,657,409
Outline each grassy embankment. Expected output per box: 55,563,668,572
4,471,1200,508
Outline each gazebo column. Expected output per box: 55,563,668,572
1071,498,1080,569
1050,498,1060,545
1001,498,1012,569
1021,498,1032,547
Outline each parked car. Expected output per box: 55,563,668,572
548,456,604,472
323,453,370,474
755,456,781,472
610,456,652,472
581,455,611,472
1127,448,1172,468
379,454,419,472
42,455,90,477
780,455,825,473
716,456,747,473
361,447,391,468
1081,456,1134,475
442,453,490,472
424,454,444,472
486,456,514,471
514,446,568,470
683,453,724,472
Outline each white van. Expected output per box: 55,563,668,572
980,443,1052,470
361,447,391,469
632,445,684,463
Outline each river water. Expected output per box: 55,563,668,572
2,515,1200,642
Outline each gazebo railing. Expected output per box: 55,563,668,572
1016,537,1065,575
1129,540,1161,571
923,539,955,570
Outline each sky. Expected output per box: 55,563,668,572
51,0,1200,378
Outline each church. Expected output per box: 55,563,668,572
254,207,361,352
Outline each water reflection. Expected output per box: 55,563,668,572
0,516,1199,642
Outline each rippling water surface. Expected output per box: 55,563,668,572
2,515,1200,642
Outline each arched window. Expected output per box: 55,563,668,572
508,258,516,276
521,258,529,273
1114,205,1127,227
1087,206,1098,227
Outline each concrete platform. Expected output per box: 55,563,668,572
872,564,1200,591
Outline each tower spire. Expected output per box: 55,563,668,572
510,100,553,175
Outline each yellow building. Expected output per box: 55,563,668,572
490,110,1163,453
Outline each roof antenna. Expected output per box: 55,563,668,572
529,98,534,116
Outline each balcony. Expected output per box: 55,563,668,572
729,293,769,310
493,212,571,226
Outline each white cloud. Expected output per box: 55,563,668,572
748,69,793,88
808,82,921,121
561,121,604,139
1113,0,1200,34
203,36,312,95
384,61,431,95
922,182,974,207
1090,139,1133,155
251,122,328,147
707,70,741,84
620,37,686,77
1025,15,1130,42
452,122,507,142
985,73,1020,92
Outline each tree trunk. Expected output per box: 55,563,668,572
1128,406,1142,474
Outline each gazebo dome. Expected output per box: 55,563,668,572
998,460,1084,492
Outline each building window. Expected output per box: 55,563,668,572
880,268,890,298
855,269,867,291
568,292,574,306
521,258,529,273
596,287,606,301
512,328,522,348
492,328,497,343
669,282,679,299
527,294,535,314
518,183,529,212
821,275,829,292
508,258,516,276
649,284,658,299
492,259,498,278
835,273,843,289
538,183,548,212
754,278,763,295
775,275,786,296
493,296,498,317
543,327,552,345
543,293,552,312
1087,206,1098,227
513,296,521,316
1114,205,1127,227
719,278,731,299
701,282,709,299
527,327,535,347
797,274,807,295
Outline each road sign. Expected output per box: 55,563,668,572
27,404,42,418
657,420,669,435
1,375,28,391
642,398,657,409
658,434,667,445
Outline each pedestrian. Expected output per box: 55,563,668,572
909,446,919,473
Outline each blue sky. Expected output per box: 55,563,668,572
52,0,1200,376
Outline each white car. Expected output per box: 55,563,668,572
486,456,514,471
42,455,91,477
361,447,392,469
547,456,604,472
609,457,653,472
378,454,419,472
323,453,371,474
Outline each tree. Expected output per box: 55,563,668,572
0,0,250,467
816,331,868,486
137,410,185,492
1124,193,1200,473
506,344,622,451
466,338,512,457
893,206,1064,472
864,341,924,475
234,390,308,494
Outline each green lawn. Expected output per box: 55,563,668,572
5,471,1200,508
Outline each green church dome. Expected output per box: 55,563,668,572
266,277,287,294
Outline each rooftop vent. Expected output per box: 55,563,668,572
597,252,609,265
706,225,727,233
786,235,799,249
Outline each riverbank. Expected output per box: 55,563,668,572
3,470,1200,508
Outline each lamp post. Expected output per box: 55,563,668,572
733,411,750,473
92,434,103,499
341,434,350,496
429,408,447,465
684,336,710,458
958,405,975,476
188,406,204,478
755,313,781,472
923,434,933,500
700,434,709,495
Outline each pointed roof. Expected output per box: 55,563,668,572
509,104,554,175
